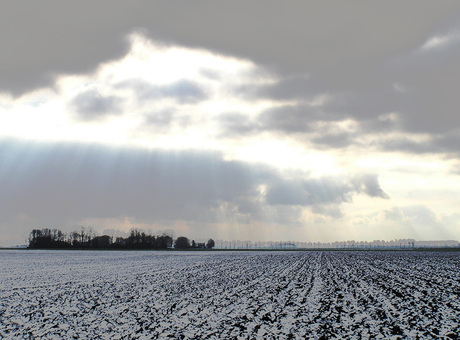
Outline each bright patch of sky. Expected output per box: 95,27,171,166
420,32,460,51
0,33,289,157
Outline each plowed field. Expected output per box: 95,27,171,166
1,250,459,339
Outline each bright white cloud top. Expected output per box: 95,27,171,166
0,33,272,146
1,1,460,246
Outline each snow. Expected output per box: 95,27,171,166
0,250,459,338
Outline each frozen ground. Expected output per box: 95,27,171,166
0,250,459,339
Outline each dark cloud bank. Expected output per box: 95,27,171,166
2,1,459,96
0,140,388,231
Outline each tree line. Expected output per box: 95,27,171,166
28,227,215,250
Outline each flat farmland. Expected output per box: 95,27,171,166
0,250,459,339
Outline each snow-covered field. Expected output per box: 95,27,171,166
0,250,459,339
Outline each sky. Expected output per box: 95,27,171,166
1,1,460,246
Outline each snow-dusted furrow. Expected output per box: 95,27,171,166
0,250,459,339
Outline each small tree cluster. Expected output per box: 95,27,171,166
28,228,215,250
28,227,173,250
28,228,69,249
174,237,215,249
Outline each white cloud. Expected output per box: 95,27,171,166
0,33,279,150
420,32,459,51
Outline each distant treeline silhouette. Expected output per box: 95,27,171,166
28,228,215,250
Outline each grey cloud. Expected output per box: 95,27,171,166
311,132,356,149
217,106,358,149
402,206,443,227
379,44,460,135
288,39,460,139
254,63,460,152
161,80,207,103
140,108,193,133
216,112,258,137
0,139,389,239
2,1,459,97
258,106,317,134
265,174,388,207
435,133,460,152
325,91,398,121
216,105,323,138
119,79,207,103
233,197,261,216
250,84,402,138
381,138,435,154
380,132,460,156
261,205,304,226
253,83,399,133
265,180,319,206
323,37,460,136
265,178,350,206
254,75,323,101
380,205,456,240
69,89,123,120
144,110,175,127
385,206,444,230
1,2,132,96
312,205,343,219
352,174,390,199
361,115,400,133
0,140,261,226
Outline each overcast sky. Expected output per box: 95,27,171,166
2,1,460,246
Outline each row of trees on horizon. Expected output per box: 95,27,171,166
28,228,215,250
